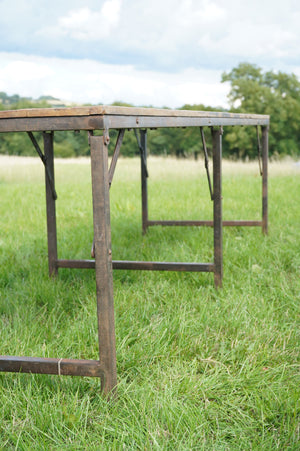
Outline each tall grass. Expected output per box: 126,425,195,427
0,156,299,449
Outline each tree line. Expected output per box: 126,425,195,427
1,63,299,160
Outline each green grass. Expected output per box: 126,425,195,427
0,156,299,450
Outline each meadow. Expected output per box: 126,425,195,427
0,155,299,449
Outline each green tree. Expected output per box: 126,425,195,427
222,63,300,158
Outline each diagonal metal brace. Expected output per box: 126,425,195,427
134,129,149,178
200,127,213,200
256,126,263,176
108,129,125,187
27,132,57,200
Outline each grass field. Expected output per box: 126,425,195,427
0,155,299,450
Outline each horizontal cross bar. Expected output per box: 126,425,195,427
112,261,214,272
57,259,214,272
0,356,104,377
147,220,263,227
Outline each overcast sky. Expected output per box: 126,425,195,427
0,0,299,109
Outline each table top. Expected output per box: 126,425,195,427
0,106,270,132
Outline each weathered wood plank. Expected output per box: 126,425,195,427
90,134,117,396
0,105,270,120
0,116,104,132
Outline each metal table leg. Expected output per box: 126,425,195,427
212,127,223,288
43,131,58,277
140,129,148,235
262,126,269,235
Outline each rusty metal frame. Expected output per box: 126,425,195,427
108,129,125,187
144,125,269,234
0,106,269,396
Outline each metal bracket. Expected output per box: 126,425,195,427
134,129,149,178
200,127,213,200
88,130,94,145
256,126,263,176
103,128,110,147
27,132,57,200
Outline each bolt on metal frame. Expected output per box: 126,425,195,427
0,106,269,395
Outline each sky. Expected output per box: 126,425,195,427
0,0,299,109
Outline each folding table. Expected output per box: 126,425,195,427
0,106,269,394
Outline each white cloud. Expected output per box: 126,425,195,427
0,58,54,97
113,0,227,58
114,0,300,68
0,60,53,82
0,52,229,108
1,0,300,76
180,0,226,26
57,0,122,40
198,20,299,60
0,0,300,107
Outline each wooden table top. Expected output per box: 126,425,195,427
0,105,269,120
0,106,270,132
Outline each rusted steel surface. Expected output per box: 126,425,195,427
139,130,148,234
0,356,104,377
28,132,57,200
108,129,125,187
256,126,263,176
262,126,269,235
105,115,269,130
147,220,263,227
112,261,214,272
57,259,96,269
212,128,223,288
57,259,214,272
44,132,58,277
200,127,213,200
135,129,149,178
